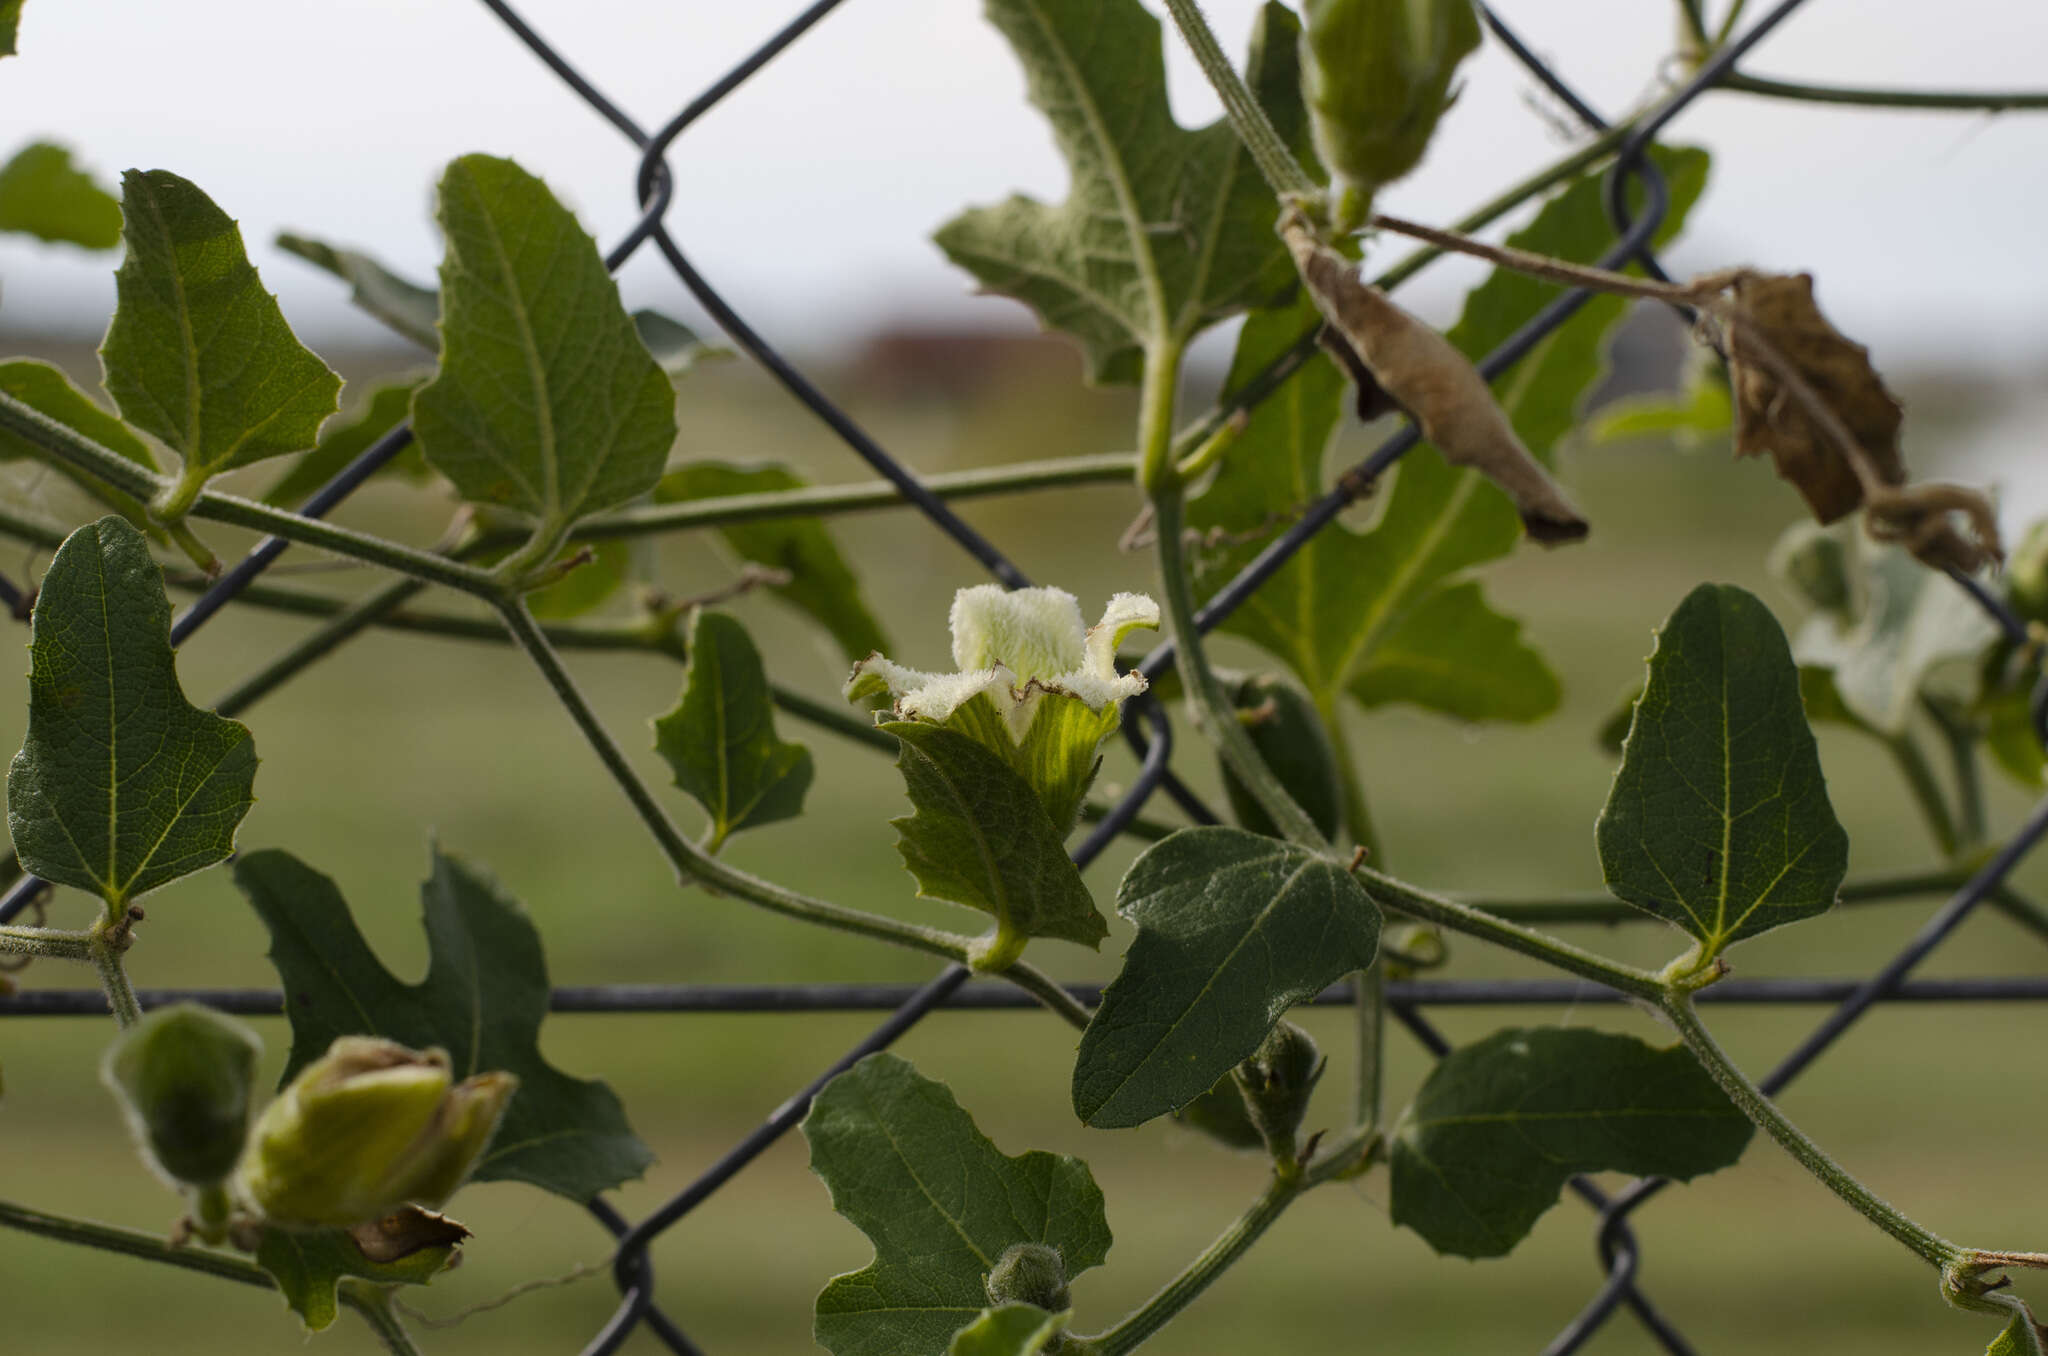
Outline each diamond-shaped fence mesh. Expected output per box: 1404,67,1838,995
3,1,2044,1352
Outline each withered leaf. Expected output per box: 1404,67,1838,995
349,1207,472,1265
1723,271,1904,522
1281,214,1588,543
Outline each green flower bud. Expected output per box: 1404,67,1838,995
1301,0,1483,225
1221,674,1346,843
984,1242,1071,1312
1231,1020,1325,1163
102,1003,262,1189
239,1035,517,1229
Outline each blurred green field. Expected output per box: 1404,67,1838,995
1,343,2044,1355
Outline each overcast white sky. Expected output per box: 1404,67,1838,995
1,0,2045,374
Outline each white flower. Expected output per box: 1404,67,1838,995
847,585,1159,831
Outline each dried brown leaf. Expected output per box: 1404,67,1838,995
1281,214,1588,544
1722,272,1904,521
348,1207,471,1265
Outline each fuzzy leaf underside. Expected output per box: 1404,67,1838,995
654,461,889,663
653,610,812,846
1073,826,1379,1127
410,154,675,527
949,1305,1069,1355
882,721,1106,948
0,142,121,249
236,846,653,1202
6,517,255,904
1598,583,1849,953
1189,147,1710,723
100,170,339,477
935,0,1311,382
1390,1027,1752,1258
805,1054,1110,1356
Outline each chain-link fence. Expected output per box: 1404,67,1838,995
4,1,2045,1352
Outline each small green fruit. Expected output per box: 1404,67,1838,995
102,1003,262,1189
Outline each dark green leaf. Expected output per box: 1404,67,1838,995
1073,826,1378,1128
1598,583,1849,954
0,0,18,57
881,721,1105,949
254,1215,460,1331
653,610,812,848
805,1053,1110,1356
0,359,160,528
1389,1027,1752,1258
655,461,888,663
1171,1074,1265,1151
935,0,1310,381
261,378,429,508
0,142,121,249
6,517,255,905
949,1305,1068,1356
236,846,653,1201
1189,147,1710,723
412,154,674,527
277,230,717,376
101,170,340,479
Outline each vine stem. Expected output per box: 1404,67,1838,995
1717,72,2048,112
494,598,977,962
1070,1170,1303,1356
0,925,94,961
1156,0,1318,202
0,393,499,598
89,915,143,1029
1886,730,1960,860
1659,990,1961,1270
338,1280,424,1356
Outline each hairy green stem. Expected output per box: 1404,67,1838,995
495,598,975,961
1660,991,1961,1269
88,920,142,1028
1073,1170,1303,1356
1922,697,1987,851
0,925,94,961
1359,868,1665,1000
1459,867,1976,926
0,393,499,597
1311,692,1386,1130
1156,0,1318,201
997,959,1094,1032
1718,72,2048,112
1885,731,1960,860
338,1281,424,1356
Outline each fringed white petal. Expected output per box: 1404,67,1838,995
1083,592,1160,682
949,584,1086,680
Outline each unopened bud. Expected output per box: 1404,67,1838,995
985,1242,1070,1312
1231,1020,1325,1163
102,1003,262,1189
238,1035,516,1229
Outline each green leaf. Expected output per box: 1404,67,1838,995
411,154,675,528
1791,534,1997,736
655,461,888,663
881,721,1106,949
0,143,121,249
6,517,256,906
1590,362,1732,447
805,1053,1110,1356
1389,1027,1752,1258
1072,826,1379,1128
261,378,429,508
254,1218,459,1331
1982,680,2045,790
1189,146,1710,723
949,1305,1069,1356
1986,1306,2048,1356
0,0,19,57
935,0,1310,381
653,610,813,848
277,230,717,376
937,689,1117,839
100,170,340,481
0,359,161,529
236,846,653,1201
523,538,631,620
1597,583,1850,955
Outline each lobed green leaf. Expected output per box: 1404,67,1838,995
1072,826,1378,1128
100,170,340,479
254,1219,458,1331
1598,583,1849,955
935,0,1310,380
237,845,653,1202
949,1304,1069,1356
1389,1027,1752,1258
882,721,1106,949
411,154,675,528
655,461,888,663
0,142,121,249
6,517,256,906
804,1053,1110,1356
653,610,813,848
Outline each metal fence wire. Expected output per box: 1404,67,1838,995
4,1,2045,1352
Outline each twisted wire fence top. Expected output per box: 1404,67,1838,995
4,1,2042,1353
